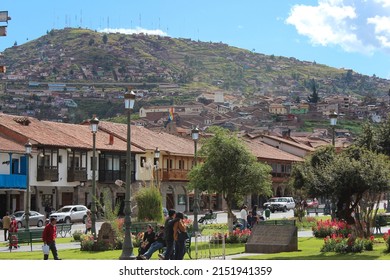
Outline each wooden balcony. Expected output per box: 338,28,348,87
271,172,290,183
162,168,189,181
37,166,59,182
67,168,87,182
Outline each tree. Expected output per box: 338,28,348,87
290,145,390,237
377,114,390,156
307,78,319,103
187,127,273,232
102,34,108,44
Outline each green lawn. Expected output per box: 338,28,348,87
1,237,389,260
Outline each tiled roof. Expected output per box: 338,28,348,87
98,121,196,155
0,135,25,153
242,138,304,162
0,113,142,152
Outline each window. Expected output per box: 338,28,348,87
140,157,146,167
178,159,184,170
177,194,186,205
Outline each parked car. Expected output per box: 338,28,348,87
50,205,88,224
263,197,296,212
12,211,45,228
306,199,319,208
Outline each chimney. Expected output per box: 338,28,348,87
109,134,114,145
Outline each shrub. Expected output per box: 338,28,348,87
383,229,390,253
321,233,374,253
80,234,95,251
72,230,83,241
135,186,164,223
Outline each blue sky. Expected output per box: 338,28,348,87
1,0,390,79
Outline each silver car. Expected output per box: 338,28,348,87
12,211,45,228
50,205,88,224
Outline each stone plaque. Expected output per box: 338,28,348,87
245,223,298,253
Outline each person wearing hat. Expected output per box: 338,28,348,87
42,217,61,260
138,225,166,260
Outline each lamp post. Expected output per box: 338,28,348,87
154,147,160,186
191,127,200,233
119,90,136,260
90,115,99,239
24,142,32,231
329,111,338,146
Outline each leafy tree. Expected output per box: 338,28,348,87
187,127,273,232
290,145,390,237
377,114,390,156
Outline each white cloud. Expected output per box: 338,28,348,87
286,0,390,55
98,27,168,36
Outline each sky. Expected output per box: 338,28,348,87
1,0,390,79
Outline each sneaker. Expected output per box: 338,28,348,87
158,253,165,260
139,255,147,260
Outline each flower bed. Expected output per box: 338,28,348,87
321,234,374,253
312,219,352,238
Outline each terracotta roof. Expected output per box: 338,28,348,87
0,113,142,152
98,121,195,155
242,138,304,162
0,135,25,153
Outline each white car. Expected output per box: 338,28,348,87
263,197,296,212
50,205,88,224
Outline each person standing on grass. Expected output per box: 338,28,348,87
85,210,92,234
42,217,61,260
2,212,11,241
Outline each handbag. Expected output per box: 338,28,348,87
42,244,50,254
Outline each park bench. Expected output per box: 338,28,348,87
129,221,158,235
198,213,217,224
9,228,44,251
306,207,325,216
56,223,73,237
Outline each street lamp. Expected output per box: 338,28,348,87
119,90,136,260
329,111,338,146
191,126,200,233
90,115,99,239
24,141,32,231
154,147,160,186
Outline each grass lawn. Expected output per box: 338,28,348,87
1,236,389,260
234,237,390,260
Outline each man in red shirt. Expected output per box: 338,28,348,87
42,217,61,260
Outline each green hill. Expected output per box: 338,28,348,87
2,28,389,98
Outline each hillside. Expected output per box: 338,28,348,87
2,28,390,98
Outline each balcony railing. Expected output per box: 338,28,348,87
67,168,87,182
162,168,189,181
98,170,134,183
0,174,27,189
37,166,59,181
